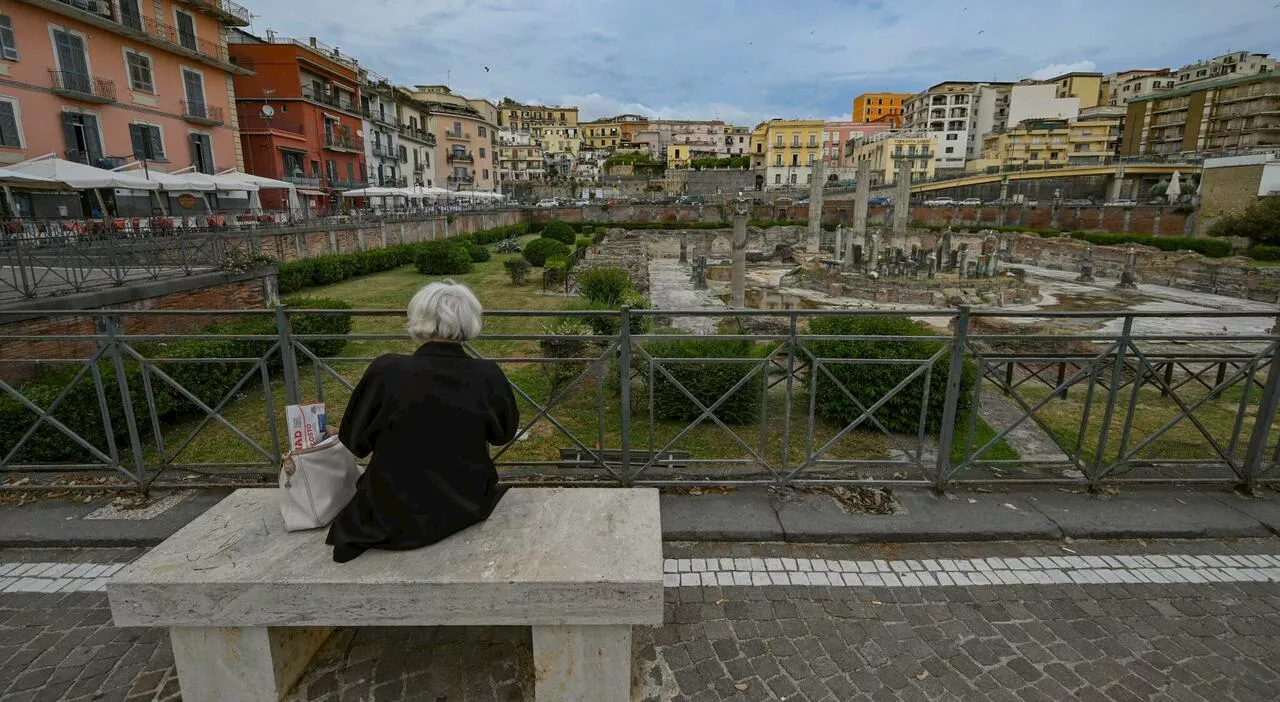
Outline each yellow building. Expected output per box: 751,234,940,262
846,131,936,185
852,92,914,124
968,114,1122,171
1048,72,1103,109
581,114,648,151
749,119,825,187
497,100,581,158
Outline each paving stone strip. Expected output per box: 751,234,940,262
0,562,127,594
662,552,1280,589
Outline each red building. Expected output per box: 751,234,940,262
228,31,366,212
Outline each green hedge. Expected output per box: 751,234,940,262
415,240,474,275
467,244,492,263
577,267,633,305
805,316,973,434
646,339,767,424
1250,244,1280,262
572,291,650,337
0,298,353,464
523,237,570,267
1054,231,1232,258
542,221,577,245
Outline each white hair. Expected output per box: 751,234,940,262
406,280,483,343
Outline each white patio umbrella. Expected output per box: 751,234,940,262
1166,170,1182,204
0,166,66,217
113,162,217,191
215,169,302,216
9,154,161,190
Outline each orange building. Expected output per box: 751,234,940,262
851,92,913,125
230,31,367,211
0,0,247,175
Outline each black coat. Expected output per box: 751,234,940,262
325,341,519,563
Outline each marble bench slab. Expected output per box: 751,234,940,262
108,487,664,628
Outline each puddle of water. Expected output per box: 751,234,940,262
719,289,821,310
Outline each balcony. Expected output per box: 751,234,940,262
398,125,436,145
301,85,359,114
283,174,322,188
329,178,368,190
35,0,243,72
361,106,397,125
48,70,116,103
323,134,364,153
181,0,251,26
444,130,471,141
238,116,304,134
371,142,398,158
447,174,475,185
180,100,224,126
447,152,474,163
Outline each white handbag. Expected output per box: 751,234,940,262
279,434,361,532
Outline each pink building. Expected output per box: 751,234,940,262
822,121,893,167
0,0,248,179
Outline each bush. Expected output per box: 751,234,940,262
503,257,531,284
544,257,569,286
467,244,491,263
1251,244,1280,261
572,291,650,337
645,339,766,424
285,296,354,359
522,237,570,267
539,319,593,394
575,237,594,250
1058,231,1232,258
542,221,577,245
577,267,633,305
805,316,973,434
1208,197,1280,245
415,240,473,275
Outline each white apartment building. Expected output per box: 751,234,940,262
1102,70,1177,106
361,73,403,187
903,81,1012,172
1175,51,1278,88
1005,83,1080,126
394,92,436,188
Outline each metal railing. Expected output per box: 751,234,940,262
2,306,1278,493
140,15,229,63
302,86,358,113
185,0,252,24
324,133,364,151
180,101,224,125
48,70,116,102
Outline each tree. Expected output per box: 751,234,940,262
1208,197,1280,246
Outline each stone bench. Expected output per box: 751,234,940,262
107,487,662,702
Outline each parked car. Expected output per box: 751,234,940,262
1104,199,1138,207
868,196,892,207
1063,198,1094,207
924,197,956,207
535,199,559,208
957,197,983,206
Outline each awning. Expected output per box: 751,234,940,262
113,163,218,191
0,167,67,189
297,189,326,197
213,170,295,190
8,154,161,190
167,167,260,192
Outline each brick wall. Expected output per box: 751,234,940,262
0,273,273,384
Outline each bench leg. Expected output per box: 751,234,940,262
168,626,333,702
532,624,631,702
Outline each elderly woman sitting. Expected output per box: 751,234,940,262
326,281,519,563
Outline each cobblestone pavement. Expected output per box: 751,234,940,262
3,541,1280,701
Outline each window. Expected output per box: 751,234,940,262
791,135,800,147
1029,152,1040,160
182,68,205,111
129,123,164,159
774,155,782,166
118,0,143,30
0,100,21,147
789,173,797,184
479,147,486,158
61,111,102,163
945,133,958,140
808,135,816,147
125,51,153,93
945,146,954,154
189,132,214,173
774,136,783,146
175,10,197,52
774,174,781,184
282,151,304,178
478,126,486,137
483,169,489,179
0,14,17,61
52,29,90,93
346,162,355,182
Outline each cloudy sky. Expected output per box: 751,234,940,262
245,0,1278,124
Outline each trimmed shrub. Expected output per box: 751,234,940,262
646,339,766,424
577,267,633,305
415,240,473,275
1251,244,1280,262
285,296,354,359
542,221,576,245
522,237,570,267
467,244,491,263
1058,231,1232,258
805,316,973,434
503,257,531,284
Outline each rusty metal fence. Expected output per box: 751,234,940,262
1,306,1278,493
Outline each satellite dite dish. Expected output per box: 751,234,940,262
356,130,365,137
259,105,275,119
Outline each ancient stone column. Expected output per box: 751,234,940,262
1077,245,1095,283
865,234,878,274
693,256,708,290
731,197,749,307
679,233,688,264
834,225,843,261
1117,247,1138,289
848,158,869,266
807,161,826,252
940,229,953,271
892,160,912,250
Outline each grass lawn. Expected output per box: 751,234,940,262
125,239,1019,483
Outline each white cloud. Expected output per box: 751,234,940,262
1027,60,1098,81
562,93,768,126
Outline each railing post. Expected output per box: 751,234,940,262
1091,315,1134,486
102,315,148,491
275,304,301,406
935,305,970,492
1242,318,1280,492
618,305,632,485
